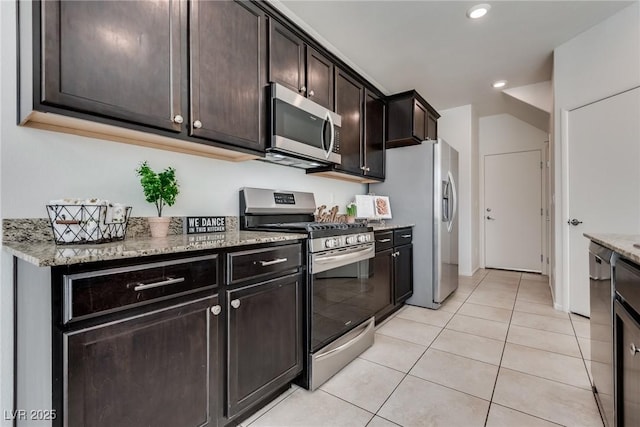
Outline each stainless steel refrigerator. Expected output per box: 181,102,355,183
371,139,459,309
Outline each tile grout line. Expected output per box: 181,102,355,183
368,270,487,423
482,271,522,427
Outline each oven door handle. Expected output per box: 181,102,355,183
315,246,374,264
312,245,374,273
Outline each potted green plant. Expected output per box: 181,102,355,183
136,161,180,237
346,202,357,223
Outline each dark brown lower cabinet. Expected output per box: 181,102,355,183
226,273,303,419
394,244,413,304
65,295,219,427
372,248,395,321
373,228,414,322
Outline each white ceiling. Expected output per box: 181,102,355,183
276,0,634,129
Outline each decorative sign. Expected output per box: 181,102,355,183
185,216,226,234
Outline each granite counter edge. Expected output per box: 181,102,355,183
584,233,640,265
3,232,307,268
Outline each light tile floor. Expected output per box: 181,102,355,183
241,269,603,427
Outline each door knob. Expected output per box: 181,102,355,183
210,305,221,316
172,114,184,124
486,208,492,212
567,218,583,226
231,299,241,309
486,216,495,220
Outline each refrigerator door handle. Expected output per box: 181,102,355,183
447,171,457,233
442,180,450,222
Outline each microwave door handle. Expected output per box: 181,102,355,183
323,111,335,159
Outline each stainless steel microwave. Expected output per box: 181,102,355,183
265,83,342,169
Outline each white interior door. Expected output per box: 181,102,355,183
485,150,542,272
567,87,640,317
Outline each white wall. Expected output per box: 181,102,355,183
0,1,364,422
479,114,548,269
438,104,479,276
553,1,640,311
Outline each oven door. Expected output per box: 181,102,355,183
309,243,380,352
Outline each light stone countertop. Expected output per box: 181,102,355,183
3,230,307,267
369,223,415,232
584,233,640,265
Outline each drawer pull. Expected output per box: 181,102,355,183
132,276,185,291
401,234,411,238
377,238,391,243
631,343,639,356
258,258,288,267
231,299,241,309
211,305,222,316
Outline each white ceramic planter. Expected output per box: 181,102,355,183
148,217,171,238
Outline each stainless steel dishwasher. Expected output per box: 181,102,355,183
613,257,640,427
589,242,614,427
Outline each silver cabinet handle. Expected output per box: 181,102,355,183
486,216,495,220
299,86,306,93
401,234,411,238
568,218,583,226
210,305,221,316
377,238,391,243
308,90,315,96
360,166,370,172
391,251,400,257
631,343,639,356
259,258,288,267
133,276,185,291
193,120,203,129
231,299,241,309
173,114,184,124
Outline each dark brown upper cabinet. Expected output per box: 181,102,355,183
268,20,306,94
333,69,364,175
268,20,334,110
41,0,184,132
308,69,385,183
387,90,440,148
305,46,334,110
190,0,267,152
364,90,385,180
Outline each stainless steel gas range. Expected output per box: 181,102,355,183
240,187,377,390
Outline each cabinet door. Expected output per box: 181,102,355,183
226,273,302,419
335,68,364,174
364,90,385,179
269,20,306,95
412,100,427,141
190,0,266,151
373,249,394,320
66,295,219,427
427,111,438,140
306,46,334,110
394,244,413,304
41,0,183,132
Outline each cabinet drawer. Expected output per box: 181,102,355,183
394,228,413,246
227,244,302,284
375,231,394,252
64,255,219,323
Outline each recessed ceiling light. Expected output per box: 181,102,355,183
467,4,491,19
492,80,507,88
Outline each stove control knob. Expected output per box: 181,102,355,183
324,239,335,248
346,236,357,244
357,234,367,243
